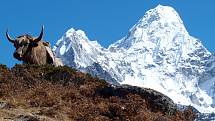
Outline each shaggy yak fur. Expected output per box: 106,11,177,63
6,26,58,65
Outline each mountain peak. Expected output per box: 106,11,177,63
65,28,88,41
141,5,183,25
54,5,215,113
109,5,187,50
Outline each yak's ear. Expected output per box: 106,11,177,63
43,41,51,47
30,42,38,47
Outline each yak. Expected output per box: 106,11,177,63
6,26,62,66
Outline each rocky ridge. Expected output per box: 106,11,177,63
0,64,196,121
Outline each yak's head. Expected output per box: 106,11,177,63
6,26,44,61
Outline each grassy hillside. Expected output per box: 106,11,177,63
0,64,196,121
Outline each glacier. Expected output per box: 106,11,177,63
53,5,215,113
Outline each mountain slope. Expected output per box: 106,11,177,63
198,54,215,106
54,5,215,113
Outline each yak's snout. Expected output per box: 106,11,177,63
13,52,22,61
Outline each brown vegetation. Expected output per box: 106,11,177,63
0,64,196,121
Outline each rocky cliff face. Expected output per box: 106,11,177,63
53,5,215,113
198,53,215,106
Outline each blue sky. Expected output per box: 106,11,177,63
0,0,215,67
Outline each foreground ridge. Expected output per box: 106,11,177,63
0,64,195,121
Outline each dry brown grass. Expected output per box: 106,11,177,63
0,64,196,121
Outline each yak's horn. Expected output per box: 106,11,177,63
34,25,44,42
6,29,15,43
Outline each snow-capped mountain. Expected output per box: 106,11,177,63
53,5,215,113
